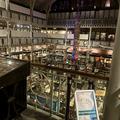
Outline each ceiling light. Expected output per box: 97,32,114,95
94,6,96,9
21,25,23,28
16,24,20,27
105,0,110,7
7,60,13,65
27,26,30,28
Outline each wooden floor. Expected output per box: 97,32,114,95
16,109,57,120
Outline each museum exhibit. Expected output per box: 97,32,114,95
0,0,119,120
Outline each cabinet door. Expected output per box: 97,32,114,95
104,10,109,19
4,38,7,46
92,41,100,47
27,16,31,22
38,38,42,44
91,32,96,40
115,10,118,19
0,10,2,17
20,14,26,21
64,13,67,19
2,10,7,18
52,13,55,19
61,13,64,19
58,40,64,45
99,10,104,19
12,12,18,19
33,38,38,45
38,19,42,25
81,11,85,19
57,13,59,19
95,11,99,19
0,39,3,46
0,0,5,8
13,38,19,46
66,12,69,19
27,39,31,44
33,18,38,24
109,10,115,18
54,13,57,19
51,14,54,19
47,39,51,43
21,38,27,45
90,11,95,18
73,12,76,18
85,11,90,19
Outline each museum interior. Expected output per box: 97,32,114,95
0,0,120,120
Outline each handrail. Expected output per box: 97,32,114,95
32,62,109,81
4,56,110,81
48,18,117,27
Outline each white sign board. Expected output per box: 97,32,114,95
75,90,99,120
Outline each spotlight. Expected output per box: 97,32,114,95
16,24,20,27
105,0,110,7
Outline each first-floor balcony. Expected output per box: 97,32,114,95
48,19,117,28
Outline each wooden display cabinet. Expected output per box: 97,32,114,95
0,57,30,120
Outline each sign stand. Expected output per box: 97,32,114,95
75,90,99,120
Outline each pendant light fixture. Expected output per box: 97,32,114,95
105,0,111,7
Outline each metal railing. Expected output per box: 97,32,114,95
27,65,108,120
48,19,117,27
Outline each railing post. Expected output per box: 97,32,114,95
64,27,68,47
50,73,54,116
65,76,72,120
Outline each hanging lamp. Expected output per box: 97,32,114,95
105,0,111,7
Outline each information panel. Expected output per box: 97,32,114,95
75,90,99,120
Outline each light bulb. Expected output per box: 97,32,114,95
105,0,110,7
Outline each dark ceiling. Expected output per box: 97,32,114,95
10,0,52,12
10,0,119,13
51,0,119,12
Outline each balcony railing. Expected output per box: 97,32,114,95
27,64,108,120
48,19,117,27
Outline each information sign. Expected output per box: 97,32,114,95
75,90,99,120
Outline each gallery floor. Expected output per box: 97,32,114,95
16,108,57,120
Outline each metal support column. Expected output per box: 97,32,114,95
88,27,92,49
5,0,10,55
103,1,120,120
50,73,54,116
65,76,72,120
45,0,56,51
65,27,68,47
30,0,36,62
30,24,33,61
86,27,92,62
58,78,62,113
6,20,10,55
